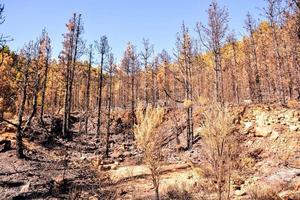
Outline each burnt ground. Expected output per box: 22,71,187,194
0,104,300,200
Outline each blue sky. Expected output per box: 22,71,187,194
1,0,267,61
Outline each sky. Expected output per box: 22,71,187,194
1,0,267,62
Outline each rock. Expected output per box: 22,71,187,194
254,126,272,137
279,190,300,200
20,182,30,193
244,121,253,129
259,168,300,194
111,150,122,159
270,131,279,140
100,165,111,171
80,156,87,161
235,188,246,196
289,125,299,132
243,121,254,134
89,195,99,200
255,113,269,126
53,174,65,186
111,164,118,170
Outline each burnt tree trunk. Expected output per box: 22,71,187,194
84,46,92,135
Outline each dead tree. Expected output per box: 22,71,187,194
105,54,115,158
227,32,240,104
2,42,38,158
243,39,256,101
39,30,51,124
196,0,229,104
174,23,194,149
159,50,171,107
95,36,110,137
61,13,84,138
84,45,93,135
244,13,263,103
16,45,33,158
140,38,153,105
23,42,40,130
264,0,286,104
151,56,159,106
121,42,139,124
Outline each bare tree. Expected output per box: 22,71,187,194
244,13,263,103
95,36,110,137
39,29,51,124
105,54,115,158
196,0,229,104
140,38,153,105
121,42,139,124
60,13,84,138
15,44,34,158
174,23,194,149
227,32,240,104
84,44,93,135
159,50,171,107
264,0,286,104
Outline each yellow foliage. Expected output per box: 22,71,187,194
196,96,209,106
134,104,164,151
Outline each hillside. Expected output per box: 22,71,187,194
0,103,299,200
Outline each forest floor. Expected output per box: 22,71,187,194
0,103,300,200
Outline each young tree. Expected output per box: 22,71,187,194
134,105,164,200
196,0,229,104
199,104,239,200
95,36,110,137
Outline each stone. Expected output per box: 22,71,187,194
279,190,300,200
270,131,280,140
20,182,31,193
243,122,254,134
235,188,247,196
289,125,299,132
111,164,118,170
254,126,272,137
80,156,87,161
100,165,111,171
